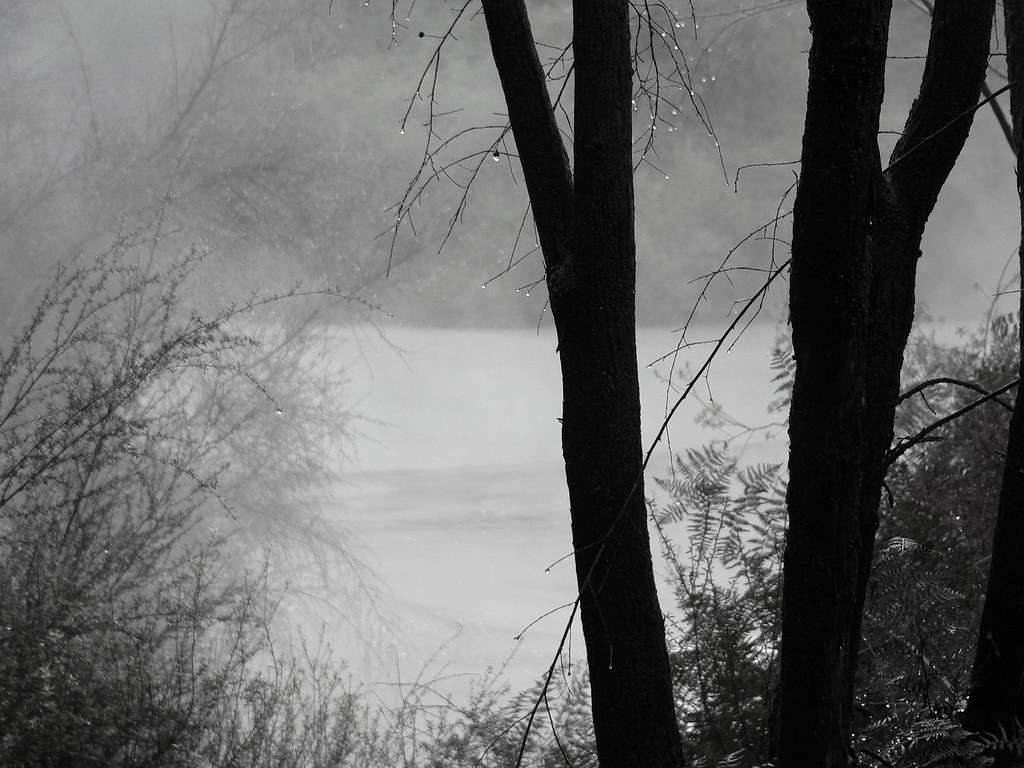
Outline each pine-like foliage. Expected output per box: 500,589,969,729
855,315,1018,766
648,316,1019,768
883,718,993,768
655,445,786,766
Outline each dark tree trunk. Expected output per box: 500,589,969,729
781,7,892,766
853,0,997,716
963,3,1024,760
566,2,684,766
479,1,683,765
780,2,994,766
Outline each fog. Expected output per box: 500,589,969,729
4,1,1015,324
3,0,1018,697
332,323,784,690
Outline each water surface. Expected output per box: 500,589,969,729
328,323,785,693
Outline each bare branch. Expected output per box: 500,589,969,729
887,378,1020,468
897,376,1016,411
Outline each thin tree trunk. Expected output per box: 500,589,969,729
479,1,683,764
565,2,683,764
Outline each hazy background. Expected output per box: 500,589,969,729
3,0,1018,692
4,0,1015,328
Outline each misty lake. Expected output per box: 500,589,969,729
326,322,787,694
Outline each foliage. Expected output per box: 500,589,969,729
654,445,785,767
294,660,599,768
0,231,375,766
856,316,1018,764
644,315,1018,767
882,718,992,768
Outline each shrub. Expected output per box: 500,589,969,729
0,228,372,767
650,316,1018,767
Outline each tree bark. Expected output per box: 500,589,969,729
781,7,892,766
853,0,996,717
479,1,683,765
963,3,1024,760
780,1,994,766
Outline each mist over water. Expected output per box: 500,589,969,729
329,322,786,692
328,313,989,696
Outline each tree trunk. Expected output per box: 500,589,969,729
963,3,1024,760
780,7,892,766
780,2,994,766
479,1,683,765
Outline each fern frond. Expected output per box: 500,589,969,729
888,717,991,768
